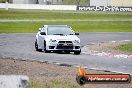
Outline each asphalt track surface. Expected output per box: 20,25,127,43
0,33,132,74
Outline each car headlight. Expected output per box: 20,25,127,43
49,39,57,43
73,40,80,43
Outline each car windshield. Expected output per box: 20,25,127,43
47,26,74,35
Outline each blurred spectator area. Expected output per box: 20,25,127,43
0,0,131,6
0,0,90,5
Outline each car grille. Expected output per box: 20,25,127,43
58,41,72,43
57,41,73,49
56,46,73,49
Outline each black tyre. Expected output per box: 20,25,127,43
44,41,50,53
76,76,86,85
74,50,81,55
35,40,42,52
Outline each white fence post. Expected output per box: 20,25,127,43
5,2,8,10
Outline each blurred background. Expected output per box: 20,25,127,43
0,0,90,6
0,0,131,7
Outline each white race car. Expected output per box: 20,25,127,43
35,25,81,55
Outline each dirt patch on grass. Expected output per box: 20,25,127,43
0,57,131,88
83,40,132,55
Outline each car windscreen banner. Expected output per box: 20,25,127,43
77,6,132,12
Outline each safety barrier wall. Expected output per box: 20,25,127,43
0,3,132,11
0,3,77,10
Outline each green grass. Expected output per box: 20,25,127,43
0,9,132,32
29,80,82,88
0,9,132,20
0,21,132,33
117,43,132,54
0,0,6,3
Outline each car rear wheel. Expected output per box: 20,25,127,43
74,50,81,55
35,40,42,52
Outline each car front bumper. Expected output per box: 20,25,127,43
46,41,81,51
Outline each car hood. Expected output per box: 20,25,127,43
45,35,80,42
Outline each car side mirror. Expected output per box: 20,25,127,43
40,32,46,35
75,32,79,35
39,28,41,31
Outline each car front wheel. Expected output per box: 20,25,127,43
44,41,50,53
74,50,81,55
35,40,42,52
